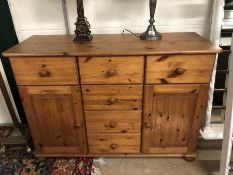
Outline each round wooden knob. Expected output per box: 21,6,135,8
75,122,82,128
145,122,152,128
107,69,116,76
39,70,50,77
175,68,185,75
108,97,117,104
110,143,118,150
109,120,117,128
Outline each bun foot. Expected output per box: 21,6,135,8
183,156,196,162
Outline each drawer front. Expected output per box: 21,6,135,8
85,111,141,133
88,133,141,154
79,56,144,84
10,57,79,85
146,55,215,84
82,85,143,111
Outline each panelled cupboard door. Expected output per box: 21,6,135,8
142,84,209,154
19,86,88,155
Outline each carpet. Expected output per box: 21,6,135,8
0,126,93,175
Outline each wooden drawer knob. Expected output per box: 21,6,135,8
175,68,185,75
110,143,118,150
74,122,82,128
107,69,116,76
39,70,50,77
144,122,152,128
109,120,117,128
108,97,117,105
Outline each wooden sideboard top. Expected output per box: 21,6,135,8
3,32,221,57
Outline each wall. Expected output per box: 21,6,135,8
0,63,13,125
7,0,213,42
0,91,12,124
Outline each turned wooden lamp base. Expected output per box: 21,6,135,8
74,0,93,43
74,33,93,43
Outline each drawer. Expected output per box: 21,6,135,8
10,57,79,85
82,85,142,111
79,56,144,84
88,133,141,154
85,111,141,133
146,55,215,84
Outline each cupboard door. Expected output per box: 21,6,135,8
142,84,209,154
19,86,87,155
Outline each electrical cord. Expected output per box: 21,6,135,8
122,29,140,38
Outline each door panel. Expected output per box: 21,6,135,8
142,84,207,154
19,86,87,155
151,93,196,148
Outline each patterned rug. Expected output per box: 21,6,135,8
0,126,93,175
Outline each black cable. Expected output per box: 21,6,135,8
122,29,140,38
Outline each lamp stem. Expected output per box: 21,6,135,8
149,0,157,23
140,0,161,40
77,0,84,18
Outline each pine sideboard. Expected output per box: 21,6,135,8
3,33,221,160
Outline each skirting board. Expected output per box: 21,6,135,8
0,123,13,127
200,124,224,140
35,153,196,158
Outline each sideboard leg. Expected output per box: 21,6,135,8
183,156,196,162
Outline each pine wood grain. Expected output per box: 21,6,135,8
79,56,144,84
10,57,79,85
142,84,200,154
4,33,219,157
82,85,143,111
88,133,141,154
142,85,154,153
187,85,209,154
35,153,195,158
148,147,188,154
3,33,221,57
19,86,88,155
146,55,216,84
85,111,141,133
